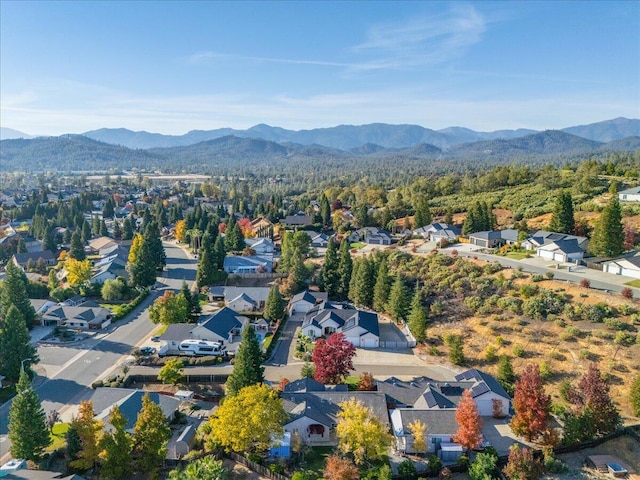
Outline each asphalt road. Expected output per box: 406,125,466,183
0,241,194,462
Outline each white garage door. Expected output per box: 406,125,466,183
553,252,565,262
621,267,640,279
475,399,494,416
361,338,378,349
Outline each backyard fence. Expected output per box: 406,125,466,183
225,451,290,480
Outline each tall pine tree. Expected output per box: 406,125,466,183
387,275,410,322
373,258,391,312
549,191,575,234
226,325,265,397
8,368,50,462
264,285,285,322
321,237,340,298
408,283,429,343
337,239,353,300
1,260,37,330
590,195,624,257
0,305,38,382
69,230,86,261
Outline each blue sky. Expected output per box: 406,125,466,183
1,1,638,135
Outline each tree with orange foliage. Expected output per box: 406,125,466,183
323,455,359,480
175,219,186,243
277,378,290,392
510,364,551,442
237,217,255,238
357,372,375,391
452,389,483,451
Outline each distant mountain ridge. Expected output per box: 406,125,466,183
0,127,33,140
1,128,638,174
73,117,639,150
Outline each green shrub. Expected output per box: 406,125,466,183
398,460,417,476
484,345,497,363
512,343,525,357
531,274,544,282
539,361,554,380
614,331,636,346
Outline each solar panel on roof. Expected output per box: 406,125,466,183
472,383,490,396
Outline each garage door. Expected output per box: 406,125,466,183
475,399,494,416
622,267,640,279
361,338,378,349
553,253,565,262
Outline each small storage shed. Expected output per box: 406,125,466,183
439,443,463,462
269,432,291,459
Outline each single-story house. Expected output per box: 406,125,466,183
88,236,117,254
310,233,330,248
223,255,273,274
281,391,389,446
91,388,181,432
454,369,511,417
208,286,271,310
90,258,128,284
390,408,462,459
522,230,588,252
288,290,328,315
250,217,274,238
301,301,380,348
12,250,57,270
602,254,640,279
349,227,393,246
41,304,112,329
619,186,640,202
284,215,312,227
413,223,461,243
536,238,584,263
468,229,519,249
245,237,275,256
227,293,258,312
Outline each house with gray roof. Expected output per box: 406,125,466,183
603,251,640,279
288,290,328,315
12,250,56,270
521,230,588,254
536,238,585,263
413,223,461,243
468,229,519,249
245,237,275,256
284,214,312,227
618,186,640,202
390,408,462,458
281,391,389,447
301,301,380,348
41,304,112,329
223,255,273,274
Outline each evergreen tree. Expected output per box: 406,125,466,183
100,219,108,237
387,275,410,321
122,217,134,240
180,280,200,319
337,239,353,300
1,260,37,330
128,237,157,289
42,223,56,252
413,196,432,229
81,219,92,244
497,355,517,396
144,220,166,270
321,237,340,298
0,305,38,382
631,374,640,417
133,393,172,479
264,285,285,322
16,237,27,253
103,197,115,218
226,326,265,396
212,235,226,271
408,284,429,343
8,368,50,462
373,258,391,312
69,230,86,261
549,191,575,234
196,241,215,288
590,195,624,257
320,193,331,226
349,257,375,308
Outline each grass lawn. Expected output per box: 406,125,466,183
625,279,640,288
350,242,366,250
48,423,70,452
301,446,334,477
505,251,531,260
344,376,360,391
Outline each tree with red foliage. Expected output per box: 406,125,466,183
323,455,359,480
503,445,543,480
624,223,636,251
312,333,356,385
452,389,483,451
237,217,254,238
510,364,551,442
567,363,621,436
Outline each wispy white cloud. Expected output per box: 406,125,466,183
351,4,486,69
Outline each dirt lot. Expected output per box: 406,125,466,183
222,459,270,480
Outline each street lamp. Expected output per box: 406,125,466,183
20,357,32,371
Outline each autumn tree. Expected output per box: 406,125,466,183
226,325,265,396
158,358,184,385
312,333,356,384
510,364,551,442
0,305,38,382
408,419,427,455
1,259,37,329
566,363,621,437
70,400,103,471
149,291,190,325
336,398,392,465
321,237,340,298
133,393,172,478
264,284,285,322
453,389,483,451
65,258,92,286
209,384,287,454
323,455,359,480
408,283,429,342
8,368,50,462
549,191,575,234
503,445,544,480
98,405,134,479
357,372,375,391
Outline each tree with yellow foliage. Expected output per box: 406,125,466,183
65,258,92,286
128,233,143,263
209,384,287,454
174,219,187,243
336,398,392,465
70,401,103,471
408,419,427,454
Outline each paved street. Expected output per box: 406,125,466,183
0,241,194,463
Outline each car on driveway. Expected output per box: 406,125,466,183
150,336,160,342
139,346,156,355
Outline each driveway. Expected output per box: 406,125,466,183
481,417,531,455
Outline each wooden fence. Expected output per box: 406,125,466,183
226,451,290,480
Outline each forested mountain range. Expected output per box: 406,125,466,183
1,128,639,177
